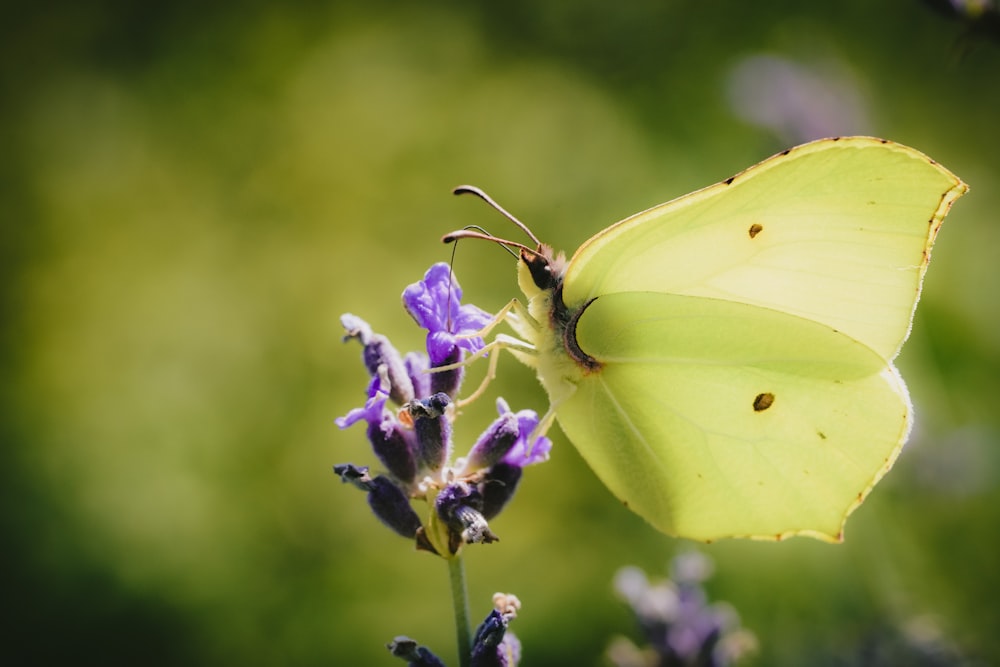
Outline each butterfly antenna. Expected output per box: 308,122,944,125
442,229,539,258
446,235,460,331
453,185,542,247
445,225,518,331
457,225,519,260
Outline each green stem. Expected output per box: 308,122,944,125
448,554,472,667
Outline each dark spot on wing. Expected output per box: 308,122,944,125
724,175,736,185
817,430,827,440
753,392,775,411
748,222,763,238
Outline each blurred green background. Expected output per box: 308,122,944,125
3,1,999,665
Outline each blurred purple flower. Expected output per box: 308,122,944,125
470,594,522,667
388,594,521,667
725,54,870,145
608,553,756,667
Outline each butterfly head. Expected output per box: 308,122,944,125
517,244,567,299
446,184,568,299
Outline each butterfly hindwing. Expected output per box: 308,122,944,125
558,291,909,541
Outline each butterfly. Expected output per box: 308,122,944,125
447,137,967,542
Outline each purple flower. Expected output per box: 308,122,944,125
387,595,521,667
333,466,423,539
480,463,523,521
404,351,430,401
497,398,552,468
403,263,492,365
463,412,520,474
609,554,756,667
436,481,498,545
462,399,551,474
341,313,415,406
366,475,424,539
336,371,390,430
408,392,453,472
336,366,419,484
471,594,522,667
387,637,446,667
334,264,549,556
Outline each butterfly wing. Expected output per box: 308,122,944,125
560,291,909,541
562,137,968,361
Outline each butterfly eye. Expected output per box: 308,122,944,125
752,392,775,412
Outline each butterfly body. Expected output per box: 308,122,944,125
468,137,967,542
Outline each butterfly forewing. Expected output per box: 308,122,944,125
562,137,967,361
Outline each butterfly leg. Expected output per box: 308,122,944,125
454,297,537,345
452,333,537,408
421,298,542,407
437,298,538,407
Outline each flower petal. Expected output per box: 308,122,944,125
336,371,389,429
403,263,491,346
494,399,552,467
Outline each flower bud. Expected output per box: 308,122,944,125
428,339,464,397
464,412,520,474
436,482,497,545
333,463,373,491
480,463,523,520
341,314,414,405
367,475,422,539
404,352,430,400
471,607,521,667
368,413,418,485
386,637,446,667
408,393,452,471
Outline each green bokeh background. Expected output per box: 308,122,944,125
3,1,999,665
